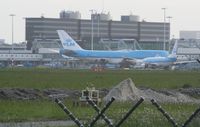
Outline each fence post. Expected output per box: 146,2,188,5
182,106,200,127
151,99,178,127
88,97,115,127
86,96,114,127
115,97,144,127
55,98,84,127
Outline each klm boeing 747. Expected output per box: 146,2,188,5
57,30,169,65
57,30,200,69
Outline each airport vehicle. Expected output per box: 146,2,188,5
57,30,169,65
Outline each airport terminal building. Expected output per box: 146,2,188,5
1,11,200,69
26,11,170,50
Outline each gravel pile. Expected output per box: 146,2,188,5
103,78,200,103
0,79,199,104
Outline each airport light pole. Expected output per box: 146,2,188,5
10,14,15,52
93,10,100,38
97,13,100,38
167,16,172,23
90,9,95,50
167,16,172,51
161,8,166,50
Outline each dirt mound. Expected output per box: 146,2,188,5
0,88,79,100
0,88,108,100
0,88,42,100
103,78,200,103
0,80,199,104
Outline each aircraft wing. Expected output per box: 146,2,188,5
61,55,79,61
48,49,60,53
174,59,199,65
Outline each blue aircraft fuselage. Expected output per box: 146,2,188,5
60,49,169,59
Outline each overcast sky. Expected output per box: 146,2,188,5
0,0,200,43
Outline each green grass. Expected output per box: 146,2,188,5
0,68,200,126
106,102,200,127
0,100,199,127
0,100,63,122
0,68,200,89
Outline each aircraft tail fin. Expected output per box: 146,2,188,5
57,30,83,50
171,40,178,55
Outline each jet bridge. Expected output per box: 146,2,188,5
99,38,141,51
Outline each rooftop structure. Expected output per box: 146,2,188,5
180,31,200,39
60,10,81,20
121,15,140,22
91,12,111,21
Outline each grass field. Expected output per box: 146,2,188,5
0,68,200,126
0,68,200,89
0,100,199,127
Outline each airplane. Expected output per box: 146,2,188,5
57,30,169,65
135,41,200,69
57,30,199,69
135,41,178,69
